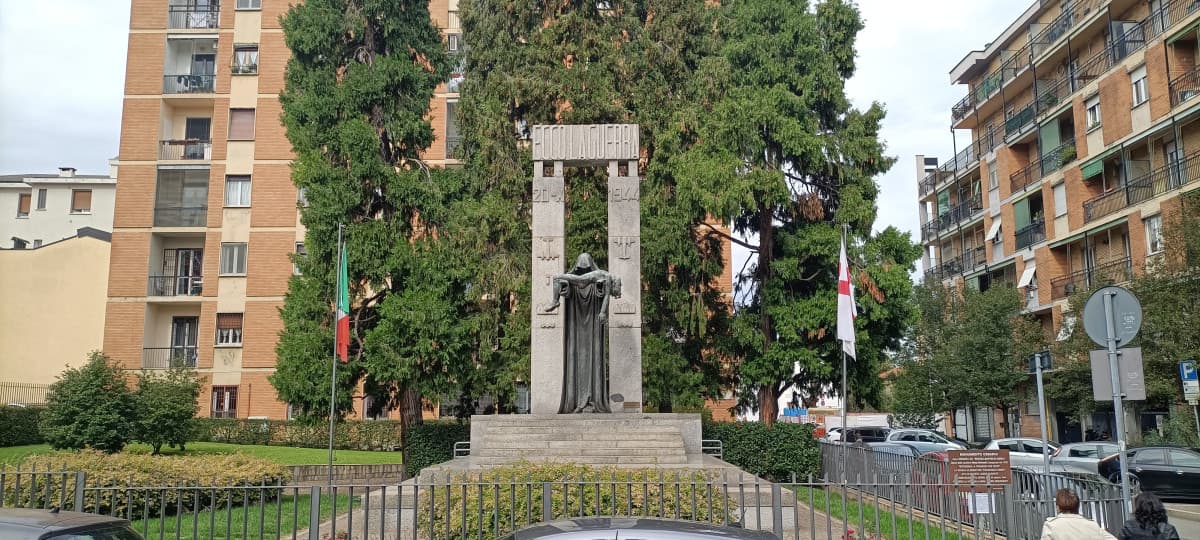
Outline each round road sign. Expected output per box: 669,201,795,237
1082,286,1142,349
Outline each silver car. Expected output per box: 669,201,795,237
501,518,779,540
984,437,1062,467
1050,442,1119,474
885,429,966,454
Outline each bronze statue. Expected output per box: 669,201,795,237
543,253,622,413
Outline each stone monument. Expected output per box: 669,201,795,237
530,124,642,414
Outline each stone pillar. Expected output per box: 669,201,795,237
607,161,642,413
530,161,565,414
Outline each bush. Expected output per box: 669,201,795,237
702,421,819,482
134,369,202,454
1,406,43,447
417,463,737,540
7,450,289,520
190,418,406,450
41,353,135,453
405,420,470,476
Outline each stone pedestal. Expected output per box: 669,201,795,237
468,413,702,467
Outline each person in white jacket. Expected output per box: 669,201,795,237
1041,488,1117,540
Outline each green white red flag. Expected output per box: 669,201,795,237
336,240,349,363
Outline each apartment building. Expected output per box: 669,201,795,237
0,165,117,249
918,0,1200,443
104,0,463,420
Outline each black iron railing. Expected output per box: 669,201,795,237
1050,257,1133,299
963,244,987,270
163,74,216,94
1005,102,1036,138
1170,67,1200,108
920,219,939,241
1083,152,1200,222
1015,218,1046,250
167,5,219,29
936,197,984,231
951,95,973,123
940,254,963,277
142,347,198,369
158,140,211,160
153,206,208,227
148,275,204,297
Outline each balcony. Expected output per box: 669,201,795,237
1004,102,1036,139
920,219,939,241
936,197,984,232
163,74,215,94
1170,67,1200,108
158,140,212,161
154,170,209,227
963,245,986,270
153,206,207,227
1014,218,1046,250
142,347,198,369
1050,257,1133,299
1083,151,1200,222
167,4,219,29
148,275,203,297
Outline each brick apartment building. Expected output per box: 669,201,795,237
918,0,1199,443
105,0,736,421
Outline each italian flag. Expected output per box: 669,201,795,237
335,240,349,363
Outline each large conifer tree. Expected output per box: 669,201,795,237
272,0,465,442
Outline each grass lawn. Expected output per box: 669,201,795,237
129,492,353,540
0,442,401,467
793,486,970,540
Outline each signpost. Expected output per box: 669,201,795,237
1029,351,1052,472
1181,360,1200,436
1083,285,1142,513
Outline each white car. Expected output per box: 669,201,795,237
823,427,843,442
1051,442,1119,474
885,429,966,454
984,437,1062,466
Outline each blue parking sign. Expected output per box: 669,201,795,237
1182,361,1198,382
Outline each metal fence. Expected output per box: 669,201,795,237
0,381,50,406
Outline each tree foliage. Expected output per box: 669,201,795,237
133,368,202,454
41,352,135,453
673,0,919,423
273,0,463,444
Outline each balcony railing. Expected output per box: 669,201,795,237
148,275,203,297
920,219,939,241
1040,139,1077,176
1084,151,1200,222
1050,257,1133,299
167,5,219,29
1004,102,1036,138
142,347,198,369
154,206,208,227
940,254,963,277
1170,67,1200,108
446,135,462,156
158,140,212,161
951,95,973,123
963,244,986,270
1014,218,1046,250
163,74,215,94
923,267,943,283
936,197,984,231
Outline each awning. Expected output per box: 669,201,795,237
1168,19,1200,45
1048,217,1129,248
1080,146,1121,179
1018,266,1037,288
985,219,1002,243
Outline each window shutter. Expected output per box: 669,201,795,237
72,190,92,212
217,313,243,330
229,109,256,140
17,194,31,215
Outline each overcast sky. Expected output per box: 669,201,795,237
0,0,1024,241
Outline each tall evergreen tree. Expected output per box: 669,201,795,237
272,0,463,447
673,0,919,424
454,0,731,409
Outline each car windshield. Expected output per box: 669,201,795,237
48,525,143,540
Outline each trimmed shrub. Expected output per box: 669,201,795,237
190,418,406,450
417,463,737,540
0,406,44,447
702,421,819,482
41,353,135,453
405,420,470,476
133,368,201,454
7,450,289,520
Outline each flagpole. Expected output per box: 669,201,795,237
328,223,342,488
840,223,849,483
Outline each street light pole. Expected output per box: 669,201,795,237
1034,352,1050,472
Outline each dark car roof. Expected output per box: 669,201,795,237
0,508,133,538
502,517,778,540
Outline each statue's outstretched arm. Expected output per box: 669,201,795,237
542,275,567,312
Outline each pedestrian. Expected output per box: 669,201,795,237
1119,492,1180,540
1040,488,1117,540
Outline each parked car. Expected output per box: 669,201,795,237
1009,466,1122,535
839,426,891,444
1098,446,1200,501
864,442,922,478
501,517,779,539
823,427,843,443
1050,442,1119,474
885,429,967,454
0,508,143,540
983,438,1061,466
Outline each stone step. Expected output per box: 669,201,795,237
470,455,690,466
477,446,685,457
480,441,687,451
478,433,682,444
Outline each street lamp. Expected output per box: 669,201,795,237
1029,350,1053,472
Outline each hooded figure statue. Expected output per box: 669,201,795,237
543,253,622,413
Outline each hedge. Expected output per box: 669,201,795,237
6,451,289,520
405,421,470,477
417,463,736,540
702,421,819,482
0,406,44,447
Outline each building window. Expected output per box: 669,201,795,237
216,313,244,346
70,189,92,214
1053,182,1067,217
286,403,301,420
362,396,384,420
972,407,994,441
212,386,238,418
36,189,47,210
220,243,247,275
229,109,256,140
1085,96,1101,129
297,186,308,207
233,45,258,75
11,238,27,249
235,0,261,9
1131,66,1148,107
988,166,999,190
32,239,42,248
294,242,306,275
446,100,461,155
225,175,251,207
1145,214,1164,254
16,193,31,217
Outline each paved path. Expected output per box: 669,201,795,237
1165,503,1200,539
